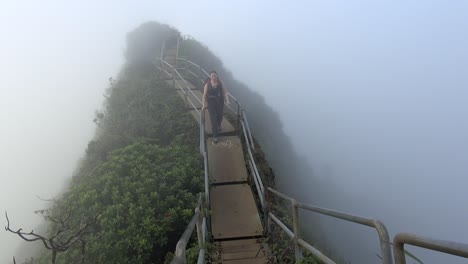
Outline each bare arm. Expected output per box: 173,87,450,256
202,83,208,110
222,81,230,104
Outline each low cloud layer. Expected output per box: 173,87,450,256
1,1,467,263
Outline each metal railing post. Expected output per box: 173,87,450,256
268,187,395,264
160,41,166,61
292,200,303,261
394,233,468,264
266,190,271,236
196,207,203,250
374,220,392,264
262,201,268,235
176,36,181,67
242,110,255,150
267,213,272,236
237,104,241,134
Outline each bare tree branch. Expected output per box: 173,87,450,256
35,194,56,203
5,211,98,264
5,212,53,250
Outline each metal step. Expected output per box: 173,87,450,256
207,136,248,184
218,241,267,260
210,184,263,239
189,110,236,135
165,49,177,56
216,239,261,253
177,90,203,109
221,257,269,263
222,250,267,260
165,79,198,90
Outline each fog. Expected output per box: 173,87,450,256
0,1,123,261
1,1,467,263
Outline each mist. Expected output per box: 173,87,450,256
0,1,122,261
185,2,468,263
1,1,467,263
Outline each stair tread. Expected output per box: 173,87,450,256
210,184,263,239
189,110,235,135
221,256,269,263
221,249,266,260
207,136,248,183
160,66,270,264
216,239,264,254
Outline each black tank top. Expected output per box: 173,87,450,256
207,81,222,98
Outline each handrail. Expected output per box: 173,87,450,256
156,57,210,264
185,68,204,83
200,109,205,155
169,45,468,264
175,57,266,210
155,64,174,79
156,59,202,114
177,58,210,77
175,57,265,206
174,59,255,151
175,60,206,86
176,35,194,65
176,58,240,117
249,160,265,210
267,187,393,264
163,44,468,264
268,212,336,264
241,110,255,150
243,121,265,196
200,111,209,209
170,195,206,264
393,233,468,264
156,57,210,210
180,53,267,228
240,117,265,219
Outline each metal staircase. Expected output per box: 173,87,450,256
157,44,269,263
156,38,468,264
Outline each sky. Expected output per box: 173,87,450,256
1,1,467,263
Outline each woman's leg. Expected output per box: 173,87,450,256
216,98,225,131
207,99,219,138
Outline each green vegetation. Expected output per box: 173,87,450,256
178,33,341,264
47,143,202,263
11,20,350,264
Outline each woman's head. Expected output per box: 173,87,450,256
210,70,218,82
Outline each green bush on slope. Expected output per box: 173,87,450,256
42,143,203,264
25,22,204,264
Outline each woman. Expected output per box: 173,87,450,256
202,70,230,143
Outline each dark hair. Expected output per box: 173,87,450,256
209,70,220,82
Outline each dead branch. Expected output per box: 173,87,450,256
35,194,56,203
5,211,98,264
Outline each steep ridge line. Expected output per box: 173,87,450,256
158,45,269,264
159,38,468,264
